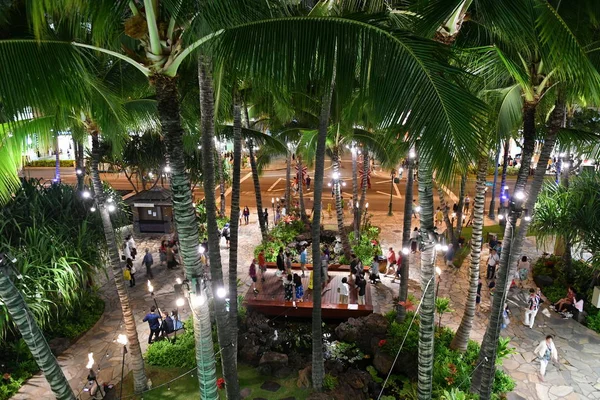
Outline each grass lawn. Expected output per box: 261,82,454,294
460,224,505,243
116,363,312,399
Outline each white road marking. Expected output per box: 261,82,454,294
268,178,282,192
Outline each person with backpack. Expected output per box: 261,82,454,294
523,288,540,329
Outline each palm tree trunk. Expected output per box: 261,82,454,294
488,144,501,218
396,158,415,323
312,66,336,392
471,101,540,399
450,154,488,351
90,134,147,394
333,149,352,260
297,155,308,222
351,147,359,241
54,135,60,182
248,139,268,241
227,93,242,374
196,62,240,399
74,139,84,191
286,150,292,209
417,155,436,400
216,149,226,218
357,152,369,236
153,72,219,400
499,139,510,202
436,184,455,245
453,174,467,247
0,265,76,400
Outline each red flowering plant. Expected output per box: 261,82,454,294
216,377,225,389
378,339,387,347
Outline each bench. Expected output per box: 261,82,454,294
263,262,369,273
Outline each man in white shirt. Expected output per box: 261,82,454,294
486,248,500,279
534,335,558,381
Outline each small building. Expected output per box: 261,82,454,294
125,188,173,234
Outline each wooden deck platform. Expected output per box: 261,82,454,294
243,269,373,319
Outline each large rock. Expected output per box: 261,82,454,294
372,348,418,379
329,368,372,400
239,344,260,365
297,365,312,388
372,348,394,376
258,351,288,375
335,314,389,355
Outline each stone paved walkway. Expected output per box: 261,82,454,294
15,210,600,400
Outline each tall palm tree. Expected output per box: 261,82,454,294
416,154,436,400
0,259,76,400
396,153,415,322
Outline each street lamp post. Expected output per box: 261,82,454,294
117,334,128,400
147,281,161,315
388,170,396,216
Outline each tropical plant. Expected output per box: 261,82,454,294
435,297,454,328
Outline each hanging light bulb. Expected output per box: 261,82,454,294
107,204,116,212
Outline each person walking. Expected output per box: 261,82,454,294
435,207,443,226
166,244,177,270
486,248,500,279
445,244,456,268
285,251,293,276
159,240,167,266
518,255,531,285
276,247,285,278
534,335,558,381
385,247,397,277
464,194,471,214
369,255,381,284
306,175,311,191
356,274,367,305
300,246,307,277
523,288,540,329
243,206,250,225
143,306,161,344
294,273,304,302
249,259,258,292
258,250,267,282
222,223,231,248
339,277,349,304
412,199,419,219
264,208,269,229
142,248,154,279
126,234,137,260
126,258,136,287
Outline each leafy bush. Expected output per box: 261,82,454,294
47,294,104,339
341,227,382,266
25,159,75,167
324,341,364,366
0,341,40,400
322,373,338,391
452,246,470,268
253,220,305,261
145,319,196,369
586,311,600,333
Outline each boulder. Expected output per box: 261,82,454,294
534,275,554,288
372,348,394,376
372,348,418,379
328,368,372,400
258,351,288,375
363,313,388,335
239,344,261,365
335,314,389,355
273,366,292,379
297,365,312,388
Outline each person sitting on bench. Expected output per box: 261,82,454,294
160,312,174,337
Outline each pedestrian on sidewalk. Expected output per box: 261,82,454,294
159,240,167,266
523,288,540,329
264,208,269,229
392,254,402,284
486,248,500,279
534,335,558,381
369,255,381,284
385,247,397,277
435,207,443,226
518,256,531,285
126,234,137,260
412,199,419,218
142,248,154,279
306,175,311,191
445,244,455,268
243,206,250,225
464,194,471,214
143,306,161,344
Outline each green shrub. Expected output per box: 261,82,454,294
452,246,470,268
0,341,40,400
145,319,196,369
367,365,383,383
324,341,364,366
253,220,305,261
322,373,338,391
48,294,104,339
586,310,600,333
25,159,75,167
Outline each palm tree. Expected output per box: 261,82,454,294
397,152,415,322
0,259,76,400
416,154,436,400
